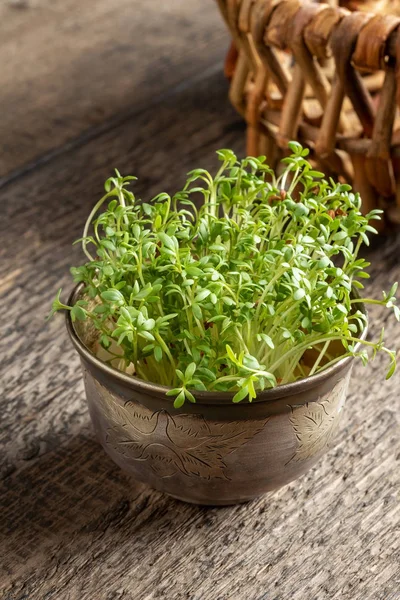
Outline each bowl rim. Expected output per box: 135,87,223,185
66,283,367,405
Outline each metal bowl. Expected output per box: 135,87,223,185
66,284,366,505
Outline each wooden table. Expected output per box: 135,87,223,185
1,1,399,598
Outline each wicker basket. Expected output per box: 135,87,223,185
217,0,400,226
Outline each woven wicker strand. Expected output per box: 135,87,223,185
217,0,400,225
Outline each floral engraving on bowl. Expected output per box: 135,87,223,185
94,381,269,480
288,375,349,463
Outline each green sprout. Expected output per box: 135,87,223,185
50,142,399,407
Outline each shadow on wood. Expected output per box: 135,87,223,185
1,433,212,581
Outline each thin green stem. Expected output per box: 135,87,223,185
308,340,331,376
82,191,114,260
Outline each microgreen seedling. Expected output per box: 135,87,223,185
50,143,399,407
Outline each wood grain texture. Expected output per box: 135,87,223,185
0,0,229,177
1,7,400,597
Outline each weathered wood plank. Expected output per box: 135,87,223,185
1,71,400,600
0,0,229,176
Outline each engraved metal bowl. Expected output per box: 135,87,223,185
66,284,367,505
